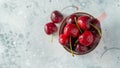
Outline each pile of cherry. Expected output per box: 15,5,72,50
44,10,102,56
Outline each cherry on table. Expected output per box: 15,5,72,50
44,22,58,35
78,31,93,46
51,10,63,23
77,15,91,30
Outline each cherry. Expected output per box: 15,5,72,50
77,15,91,30
78,31,93,46
59,34,68,46
63,23,71,37
70,26,79,38
93,34,101,45
75,43,88,53
88,34,101,49
64,23,79,38
91,18,100,28
90,18,102,36
44,22,58,35
66,14,77,24
51,10,63,23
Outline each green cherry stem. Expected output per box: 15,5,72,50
89,23,102,37
74,17,82,33
70,36,74,57
51,34,54,43
74,40,78,46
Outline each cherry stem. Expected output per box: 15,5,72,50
74,17,82,33
61,5,79,12
51,34,54,43
89,23,102,37
74,40,78,46
70,36,74,57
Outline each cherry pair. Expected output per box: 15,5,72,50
44,10,63,35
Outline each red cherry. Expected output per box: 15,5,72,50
90,18,101,34
78,31,93,46
93,34,101,45
88,34,101,49
66,14,77,24
51,10,63,23
70,26,79,38
75,43,88,53
77,15,91,30
91,18,100,28
59,34,68,46
64,23,79,38
44,22,58,35
63,23,71,37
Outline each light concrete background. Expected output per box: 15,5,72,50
0,0,120,68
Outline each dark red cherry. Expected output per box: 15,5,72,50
64,23,79,38
93,34,101,45
51,10,63,23
91,18,100,28
66,14,77,24
59,34,68,46
75,43,88,53
77,15,91,30
90,18,101,34
88,33,101,49
44,22,58,35
78,31,93,46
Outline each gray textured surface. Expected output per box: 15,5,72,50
0,0,120,68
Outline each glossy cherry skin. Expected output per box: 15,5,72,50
75,43,88,53
44,22,58,35
78,31,93,46
66,14,77,24
77,15,91,30
51,10,63,23
59,34,68,46
91,18,100,28
90,18,101,34
88,33,100,48
64,23,79,38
